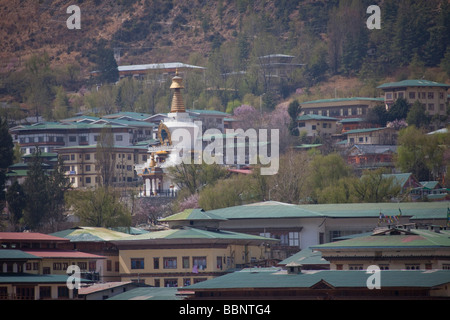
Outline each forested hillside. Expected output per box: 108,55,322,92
1,0,449,119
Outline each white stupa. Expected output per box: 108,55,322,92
136,69,201,196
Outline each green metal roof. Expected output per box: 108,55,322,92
297,114,338,121
206,201,323,220
377,79,450,89
160,208,227,222
0,249,41,260
175,201,450,221
0,273,92,284
107,287,182,300
183,268,450,290
311,228,450,250
344,127,386,134
50,227,132,242
279,248,329,266
301,97,384,105
113,226,278,242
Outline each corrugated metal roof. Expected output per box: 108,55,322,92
0,232,68,242
377,79,450,89
0,249,41,260
22,249,106,259
107,287,182,300
50,227,132,242
182,268,450,290
0,273,92,284
113,226,278,242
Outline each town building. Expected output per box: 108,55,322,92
55,144,148,188
0,232,103,300
311,225,450,271
377,79,450,116
300,97,384,119
296,114,339,139
344,126,398,146
178,267,450,299
111,221,278,287
50,227,134,282
346,144,397,170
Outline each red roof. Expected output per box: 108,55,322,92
0,232,69,242
22,249,105,259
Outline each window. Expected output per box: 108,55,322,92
379,265,390,270
289,232,300,247
85,177,91,184
349,264,364,270
53,262,62,270
107,260,112,272
439,92,444,99
116,135,123,141
131,258,144,269
443,264,450,270
163,257,177,269
154,279,160,287
409,92,416,99
312,125,316,130
183,278,191,286
298,122,305,127
405,264,420,270
78,262,87,270
85,154,90,160
385,92,393,100
58,286,69,298
85,165,91,172
428,92,434,99
428,104,434,111
69,136,76,142
164,279,178,287
182,257,190,269
217,257,223,270
192,257,207,271
153,258,159,269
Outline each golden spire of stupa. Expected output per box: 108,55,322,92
169,68,186,113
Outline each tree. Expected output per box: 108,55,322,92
406,100,429,128
23,53,55,121
396,126,432,181
353,169,401,203
287,100,301,136
267,150,310,203
96,125,116,188
167,162,227,196
22,150,50,230
0,117,14,214
366,104,388,127
307,153,351,203
6,181,26,231
387,97,411,122
65,187,131,228
46,157,72,231
95,46,119,84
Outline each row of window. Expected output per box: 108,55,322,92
19,135,126,144
130,256,229,271
386,91,446,101
134,277,208,288
338,264,450,270
63,164,134,173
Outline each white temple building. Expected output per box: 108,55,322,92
134,70,201,197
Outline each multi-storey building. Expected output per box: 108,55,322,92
300,97,384,119
10,122,133,155
377,79,450,116
0,232,104,300
56,144,148,188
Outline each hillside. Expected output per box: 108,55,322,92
0,0,285,73
1,0,449,118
